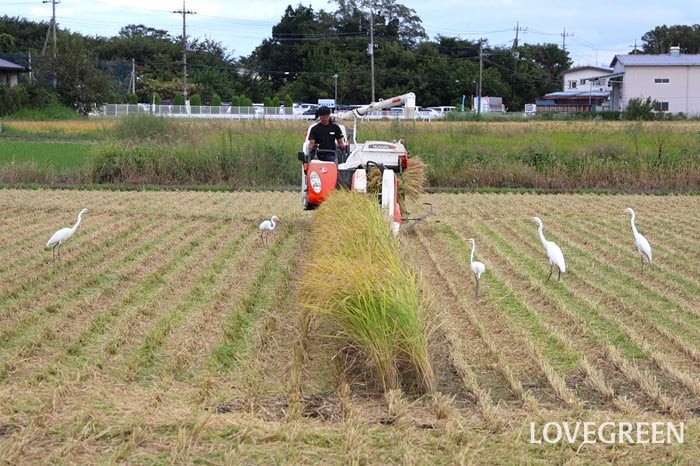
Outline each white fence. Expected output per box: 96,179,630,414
100,104,300,119
97,104,444,121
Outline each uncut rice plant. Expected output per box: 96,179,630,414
298,190,436,394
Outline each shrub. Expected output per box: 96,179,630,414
624,97,656,120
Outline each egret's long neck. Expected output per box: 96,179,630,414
629,213,639,235
537,224,548,248
270,218,276,229
470,243,475,263
72,213,83,232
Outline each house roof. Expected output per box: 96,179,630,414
544,89,610,100
610,54,700,67
564,66,613,74
0,58,25,71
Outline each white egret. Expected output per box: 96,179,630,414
468,238,486,298
46,208,88,262
258,215,279,245
625,207,652,271
531,216,566,282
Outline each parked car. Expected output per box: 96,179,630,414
294,103,318,115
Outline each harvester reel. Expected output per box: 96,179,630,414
402,203,434,231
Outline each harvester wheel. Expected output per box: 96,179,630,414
303,193,317,210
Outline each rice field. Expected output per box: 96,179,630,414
0,188,698,464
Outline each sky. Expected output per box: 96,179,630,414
3,0,698,68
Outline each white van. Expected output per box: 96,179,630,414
427,106,456,114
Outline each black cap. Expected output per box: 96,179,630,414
317,106,331,116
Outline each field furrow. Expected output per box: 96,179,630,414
145,227,263,381
572,215,700,317
413,227,568,410
478,214,696,415
101,220,233,380
0,216,208,387
451,220,653,414
208,221,309,412
1,190,697,465
403,229,516,410
0,215,153,346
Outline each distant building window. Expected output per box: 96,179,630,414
579,79,587,85
654,78,670,83
568,81,577,89
654,102,669,111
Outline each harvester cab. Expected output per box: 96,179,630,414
298,93,420,234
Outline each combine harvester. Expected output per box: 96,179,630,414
297,92,430,234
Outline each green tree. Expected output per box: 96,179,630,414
641,25,700,54
331,0,427,47
33,32,111,112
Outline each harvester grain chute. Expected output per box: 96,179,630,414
297,92,431,234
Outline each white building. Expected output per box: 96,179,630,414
608,47,700,115
562,66,613,92
535,66,613,113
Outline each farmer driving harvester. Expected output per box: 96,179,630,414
308,106,346,162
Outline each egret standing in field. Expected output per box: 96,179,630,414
468,238,486,298
258,215,279,246
46,208,88,262
625,207,652,271
531,216,566,282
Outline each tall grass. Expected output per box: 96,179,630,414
90,117,301,186
3,117,699,191
358,120,700,191
298,190,436,394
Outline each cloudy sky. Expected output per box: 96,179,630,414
4,0,698,67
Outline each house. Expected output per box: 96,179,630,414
0,58,26,87
607,47,700,115
534,66,613,113
562,66,614,91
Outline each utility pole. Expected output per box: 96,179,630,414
41,0,59,89
478,41,483,116
41,0,58,57
128,58,136,94
369,5,375,103
173,0,195,102
512,21,527,50
561,27,573,53
629,39,639,54
333,73,338,106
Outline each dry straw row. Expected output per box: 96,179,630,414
298,190,435,394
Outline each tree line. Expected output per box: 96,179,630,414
1,0,699,115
